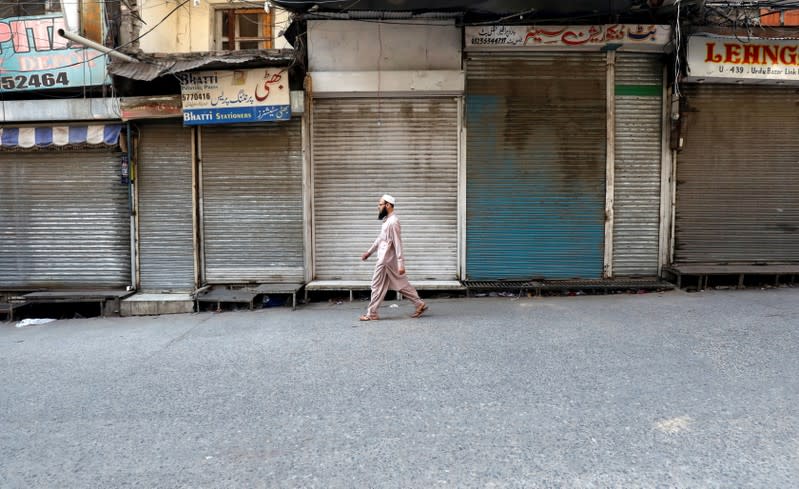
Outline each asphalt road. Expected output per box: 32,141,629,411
2,287,798,488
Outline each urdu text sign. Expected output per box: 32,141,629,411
178,68,291,126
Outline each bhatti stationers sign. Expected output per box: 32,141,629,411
178,68,291,125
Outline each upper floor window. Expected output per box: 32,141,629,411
215,9,273,50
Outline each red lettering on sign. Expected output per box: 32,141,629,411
780,46,798,65
742,44,761,64
724,43,742,64
705,42,723,63
763,45,779,64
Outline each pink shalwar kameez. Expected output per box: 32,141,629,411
364,213,424,317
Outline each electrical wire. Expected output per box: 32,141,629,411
673,0,681,98
297,9,636,28
467,7,538,26
1,0,191,75
0,10,294,75
376,19,381,125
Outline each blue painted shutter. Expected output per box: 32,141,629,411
465,52,607,280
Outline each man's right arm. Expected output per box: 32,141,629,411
362,236,380,260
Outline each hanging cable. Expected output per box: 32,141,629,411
376,20,382,127
673,0,682,99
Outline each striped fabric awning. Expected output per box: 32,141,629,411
0,124,122,148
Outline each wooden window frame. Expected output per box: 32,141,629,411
217,8,273,50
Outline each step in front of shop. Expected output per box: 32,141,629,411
305,280,465,302
663,264,799,290
23,290,134,317
121,293,196,316
195,284,304,311
0,301,27,322
463,278,672,296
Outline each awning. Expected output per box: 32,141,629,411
109,49,295,81
0,124,122,148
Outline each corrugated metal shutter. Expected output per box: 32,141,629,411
137,121,195,292
312,98,458,281
0,151,130,288
200,121,304,283
612,53,664,276
674,84,799,264
465,52,606,280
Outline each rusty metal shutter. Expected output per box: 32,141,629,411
465,52,606,280
612,53,664,276
137,121,196,292
312,98,459,281
0,151,130,288
199,121,304,283
675,85,799,264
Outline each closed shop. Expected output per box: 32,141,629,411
199,121,305,283
674,84,799,264
136,121,196,292
465,52,607,280
0,124,130,288
306,19,463,286
612,53,665,276
463,25,672,281
311,97,459,281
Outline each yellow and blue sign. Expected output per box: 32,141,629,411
178,68,291,126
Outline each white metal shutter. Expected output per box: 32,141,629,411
200,121,304,283
612,53,664,276
0,151,130,288
675,85,799,264
137,121,196,292
312,98,459,281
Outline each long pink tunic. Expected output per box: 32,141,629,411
365,213,423,316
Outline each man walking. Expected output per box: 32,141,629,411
359,194,427,321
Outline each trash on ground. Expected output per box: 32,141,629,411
16,318,56,328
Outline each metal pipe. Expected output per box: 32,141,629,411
127,122,138,291
57,29,139,64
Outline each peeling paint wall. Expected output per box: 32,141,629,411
134,0,291,53
136,0,181,52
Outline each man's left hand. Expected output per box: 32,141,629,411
398,267,406,275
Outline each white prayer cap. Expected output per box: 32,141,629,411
381,194,395,205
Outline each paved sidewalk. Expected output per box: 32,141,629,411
1,288,798,488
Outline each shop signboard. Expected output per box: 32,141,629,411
0,14,109,91
686,34,799,84
465,24,671,51
120,96,183,120
178,68,291,126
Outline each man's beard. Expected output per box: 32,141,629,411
378,208,388,220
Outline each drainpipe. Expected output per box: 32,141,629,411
127,123,138,291
57,29,139,64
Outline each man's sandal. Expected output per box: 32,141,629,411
411,303,428,318
359,314,379,321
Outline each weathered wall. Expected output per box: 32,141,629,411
135,0,292,53
308,20,461,72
